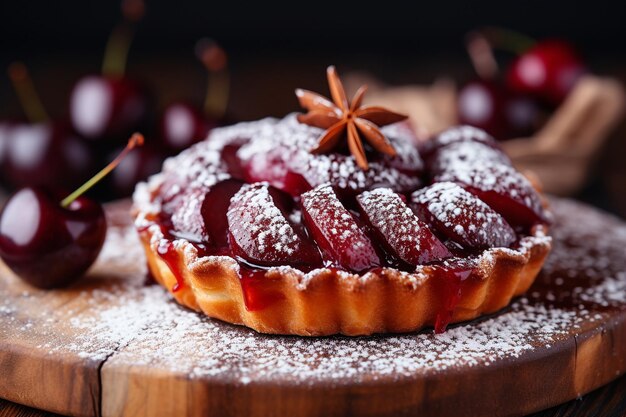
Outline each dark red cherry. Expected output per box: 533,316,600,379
300,184,380,272
0,121,15,176
0,187,106,288
2,121,94,190
356,188,451,266
457,79,509,139
504,94,542,138
70,75,150,144
411,182,516,249
69,0,149,144
159,101,216,152
108,144,164,197
227,183,320,267
0,133,143,288
506,40,586,105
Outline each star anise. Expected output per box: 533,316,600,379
295,66,408,170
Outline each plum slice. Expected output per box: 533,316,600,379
434,164,548,228
227,183,320,267
411,182,516,249
165,178,244,247
356,188,451,266
427,140,511,176
300,184,380,272
419,125,501,158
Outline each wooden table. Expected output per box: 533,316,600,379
2,373,625,417
1,197,626,417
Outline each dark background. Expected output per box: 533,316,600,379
2,0,626,118
1,0,625,214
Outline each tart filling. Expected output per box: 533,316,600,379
132,117,551,335
132,67,551,335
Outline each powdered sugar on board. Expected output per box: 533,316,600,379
1,198,625,386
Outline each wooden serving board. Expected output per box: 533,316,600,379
1,198,625,417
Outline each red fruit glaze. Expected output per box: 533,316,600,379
300,184,380,272
227,183,320,267
412,182,516,249
356,188,451,266
239,267,285,311
431,259,473,333
156,239,185,292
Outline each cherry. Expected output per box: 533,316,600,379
504,94,543,138
356,188,451,266
0,187,105,288
4,63,94,190
507,39,586,105
457,79,508,139
159,101,215,152
457,32,542,140
227,183,320,267
0,121,16,180
159,39,229,153
300,184,380,272
411,182,516,249
2,121,94,190
0,133,144,288
69,0,151,144
107,143,164,197
70,76,150,143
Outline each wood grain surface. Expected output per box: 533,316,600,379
0,198,625,417
2,373,625,417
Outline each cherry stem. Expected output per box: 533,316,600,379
102,0,144,77
60,133,144,208
7,62,50,123
465,32,499,79
480,27,536,55
195,38,230,119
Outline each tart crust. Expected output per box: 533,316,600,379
132,181,552,336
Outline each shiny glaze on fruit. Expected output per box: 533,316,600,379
136,119,551,331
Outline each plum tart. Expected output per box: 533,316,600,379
132,67,551,336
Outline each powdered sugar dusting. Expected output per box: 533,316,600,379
436,164,545,220
238,114,422,193
412,182,516,248
428,140,511,175
357,188,450,265
1,199,625,385
227,183,301,259
358,188,427,251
